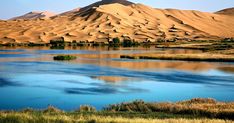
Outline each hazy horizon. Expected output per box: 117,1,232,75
0,0,234,20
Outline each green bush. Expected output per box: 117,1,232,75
113,37,120,44
122,39,133,47
109,37,121,47
50,40,65,45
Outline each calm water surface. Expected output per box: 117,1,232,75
0,46,234,110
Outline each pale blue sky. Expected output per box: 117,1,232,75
0,0,234,20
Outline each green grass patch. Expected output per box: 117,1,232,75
53,55,77,60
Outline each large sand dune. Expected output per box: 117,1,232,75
0,0,234,44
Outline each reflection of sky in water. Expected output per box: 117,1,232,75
0,48,234,110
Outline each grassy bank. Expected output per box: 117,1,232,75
0,98,234,123
120,54,234,62
0,113,232,123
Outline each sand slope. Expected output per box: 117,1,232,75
0,1,234,44
57,8,80,17
216,7,234,16
9,11,56,20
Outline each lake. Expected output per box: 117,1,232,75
0,46,234,110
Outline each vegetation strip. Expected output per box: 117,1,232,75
0,98,234,123
120,55,234,62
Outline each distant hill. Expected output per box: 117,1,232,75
9,11,56,20
215,7,234,15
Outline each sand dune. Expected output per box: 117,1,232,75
9,11,56,20
0,0,234,44
56,8,80,17
216,7,234,15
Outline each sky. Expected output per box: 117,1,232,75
0,0,234,20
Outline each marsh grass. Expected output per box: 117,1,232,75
0,98,234,123
104,98,234,120
0,113,231,123
120,54,234,62
0,112,233,123
53,55,77,60
43,106,64,114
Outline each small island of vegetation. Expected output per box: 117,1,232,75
53,55,77,61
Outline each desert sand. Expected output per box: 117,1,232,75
215,7,234,15
9,11,56,20
0,0,234,44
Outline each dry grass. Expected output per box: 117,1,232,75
105,98,234,119
0,98,234,122
0,112,233,123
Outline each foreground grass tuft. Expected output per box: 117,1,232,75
43,106,64,113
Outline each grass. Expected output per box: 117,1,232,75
104,98,234,120
76,105,97,112
120,54,234,62
0,113,233,123
53,55,77,60
0,98,234,123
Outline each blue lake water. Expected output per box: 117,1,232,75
0,47,234,110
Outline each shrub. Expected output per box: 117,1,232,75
76,105,96,112
113,37,120,44
110,37,121,47
50,40,65,45
122,39,133,47
21,108,36,113
178,98,217,104
222,38,234,42
53,55,77,60
43,106,63,113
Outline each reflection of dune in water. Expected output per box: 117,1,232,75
218,67,234,74
92,76,130,83
0,48,234,73
75,53,215,72
1,60,234,89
